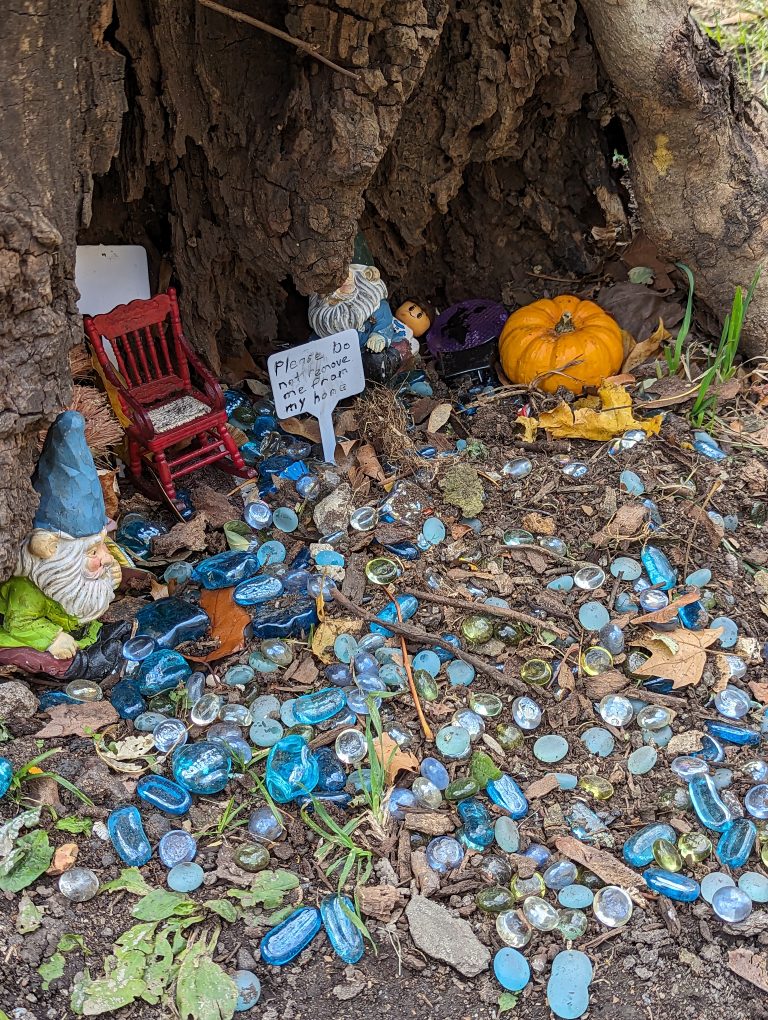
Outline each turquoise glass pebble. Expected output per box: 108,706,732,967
620,470,645,495
493,948,530,991
554,773,578,790
547,950,592,1020
717,817,757,868
435,725,471,759
233,575,284,606
233,970,261,1012
334,634,358,662
249,650,280,673
578,602,610,631
711,616,739,648
370,594,419,636
547,575,574,592
250,718,285,747
447,659,476,685
701,872,735,904
486,774,528,819
627,746,658,775
494,817,520,853
0,757,12,799
533,735,569,763
623,822,677,867
689,773,733,830
260,906,322,966
224,665,256,687
610,556,642,580
320,894,364,964
644,868,700,902
168,862,204,892
738,872,768,902
137,775,192,816
558,885,594,909
265,735,319,803
581,726,615,757
422,517,447,546
686,567,712,587
172,741,232,795
412,650,441,676
107,806,151,867
256,541,287,567
293,687,347,725
272,507,299,532
641,545,677,589
315,550,344,567
137,650,192,697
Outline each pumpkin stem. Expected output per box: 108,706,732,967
554,311,575,335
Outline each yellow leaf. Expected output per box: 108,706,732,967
537,382,664,441
311,618,362,664
517,416,539,442
427,402,453,434
632,627,723,688
621,318,670,374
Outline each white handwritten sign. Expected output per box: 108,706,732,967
267,329,365,464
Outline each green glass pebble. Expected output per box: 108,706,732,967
234,843,271,872
469,692,502,717
476,885,516,914
445,777,480,801
365,558,402,585
470,751,502,786
520,658,552,686
413,669,439,702
494,817,520,853
511,873,546,900
534,735,569,763
557,908,588,940
495,723,525,751
652,838,682,872
628,746,658,775
461,614,495,644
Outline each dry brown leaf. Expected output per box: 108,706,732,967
185,586,248,663
374,733,419,785
749,681,768,704
427,402,452,434
190,483,237,528
621,319,670,374
150,577,169,601
524,774,561,800
632,627,723,688
583,670,630,700
630,588,703,626
591,504,648,547
355,443,386,483
727,949,768,993
311,618,362,664
555,835,643,887
283,655,320,687
47,843,78,876
36,701,118,738
520,513,555,536
280,416,322,443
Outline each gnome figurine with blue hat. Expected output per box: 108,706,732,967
0,411,130,680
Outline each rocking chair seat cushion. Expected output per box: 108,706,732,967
147,394,211,434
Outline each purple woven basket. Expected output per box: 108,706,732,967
426,300,509,356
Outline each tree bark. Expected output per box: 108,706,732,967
0,1,125,575
580,0,768,357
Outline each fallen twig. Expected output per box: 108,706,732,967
394,597,434,742
403,587,569,637
197,0,361,80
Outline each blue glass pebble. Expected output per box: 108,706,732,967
233,575,284,606
137,775,192,816
578,602,610,631
315,747,347,793
421,757,449,790
558,884,594,909
320,894,364,964
107,806,152,867
168,862,204,892
689,773,733,831
738,872,768,903
711,616,739,648
486,774,528,820
192,551,262,589
138,650,191,697
265,735,319,803
533,735,569,763
623,823,677,867
581,726,615,757
644,868,700,902
38,692,81,710
446,659,475,686
248,594,317,638
110,680,146,720
547,575,574,592
494,948,530,992
0,757,12,799
641,544,677,589
172,741,232,795
293,687,347,725
422,517,447,546
382,541,420,561
370,595,419,636
412,650,441,676
158,830,197,869
135,597,209,649
717,817,757,868
620,470,645,495
705,720,760,747
389,788,418,819
257,541,287,567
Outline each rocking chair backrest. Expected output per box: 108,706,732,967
83,288,191,395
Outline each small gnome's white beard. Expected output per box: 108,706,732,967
16,533,116,623
308,265,388,337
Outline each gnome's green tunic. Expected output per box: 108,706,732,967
0,577,100,651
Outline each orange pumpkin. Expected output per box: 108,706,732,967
499,296,623,394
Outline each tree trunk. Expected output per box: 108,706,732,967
0,1,125,575
2,0,767,574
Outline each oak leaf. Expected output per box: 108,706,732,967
632,627,723,688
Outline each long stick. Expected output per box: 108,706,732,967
393,597,433,742
197,0,361,80
330,588,516,687
403,587,569,636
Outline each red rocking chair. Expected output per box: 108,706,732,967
83,288,254,505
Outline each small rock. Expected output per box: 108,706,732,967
410,850,440,897
0,681,38,719
331,981,366,1001
237,948,257,970
313,484,353,534
405,894,491,977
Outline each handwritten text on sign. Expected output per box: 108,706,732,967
267,329,365,463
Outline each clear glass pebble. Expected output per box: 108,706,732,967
58,867,99,902
191,693,223,727
425,836,464,874
512,696,542,731
502,529,534,546
574,566,606,590
636,705,673,731
712,885,752,922
598,695,634,727
496,910,531,948
350,506,378,532
159,830,197,868
744,784,768,819
154,718,188,753
502,457,533,479
522,896,559,931
714,686,751,720
65,679,103,702
592,886,633,927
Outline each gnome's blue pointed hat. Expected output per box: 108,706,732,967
32,411,107,538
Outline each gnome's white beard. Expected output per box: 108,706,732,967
308,265,389,337
16,534,116,623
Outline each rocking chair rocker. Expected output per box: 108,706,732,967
83,288,254,506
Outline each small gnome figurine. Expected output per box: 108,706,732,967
0,411,130,679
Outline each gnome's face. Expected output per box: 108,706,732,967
308,264,389,337
17,529,120,623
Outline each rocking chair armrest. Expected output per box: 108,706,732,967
177,332,225,410
94,357,155,436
